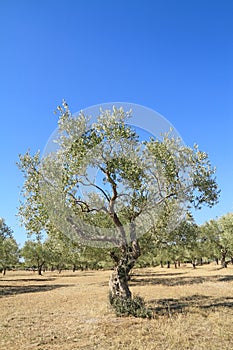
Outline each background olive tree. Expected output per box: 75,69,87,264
200,213,233,267
0,218,19,275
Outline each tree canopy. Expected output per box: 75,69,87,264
0,218,19,274
18,102,219,306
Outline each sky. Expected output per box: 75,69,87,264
0,0,233,246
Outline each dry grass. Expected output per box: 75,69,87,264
1,264,233,350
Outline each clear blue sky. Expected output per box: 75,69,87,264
1,0,233,246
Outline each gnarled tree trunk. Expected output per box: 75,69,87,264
109,240,141,300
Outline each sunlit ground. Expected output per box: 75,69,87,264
1,264,233,350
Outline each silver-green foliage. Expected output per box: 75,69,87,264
0,218,19,273
201,213,233,266
18,103,219,252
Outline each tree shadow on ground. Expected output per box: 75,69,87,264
0,271,98,281
130,274,233,287
148,294,233,316
218,275,233,282
0,283,74,297
132,272,187,278
58,272,97,277
0,278,56,282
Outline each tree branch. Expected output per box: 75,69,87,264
66,216,119,245
80,176,110,202
67,191,107,213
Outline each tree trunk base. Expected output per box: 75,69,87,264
109,267,132,300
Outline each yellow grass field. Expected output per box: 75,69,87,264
1,264,233,350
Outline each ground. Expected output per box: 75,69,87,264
1,264,233,350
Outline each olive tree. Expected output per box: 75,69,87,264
18,103,219,304
201,213,233,267
0,218,19,275
21,238,49,275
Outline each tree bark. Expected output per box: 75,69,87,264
221,250,227,268
3,268,6,276
109,263,132,299
167,261,170,268
109,240,140,300
192,260,196,269
38,261,45,275
221,259,227,268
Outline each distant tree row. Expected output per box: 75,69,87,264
137,212,233,269
1,212,233,276
21,234,112,275
0,218,113,275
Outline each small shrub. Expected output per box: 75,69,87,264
109,293,153,319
